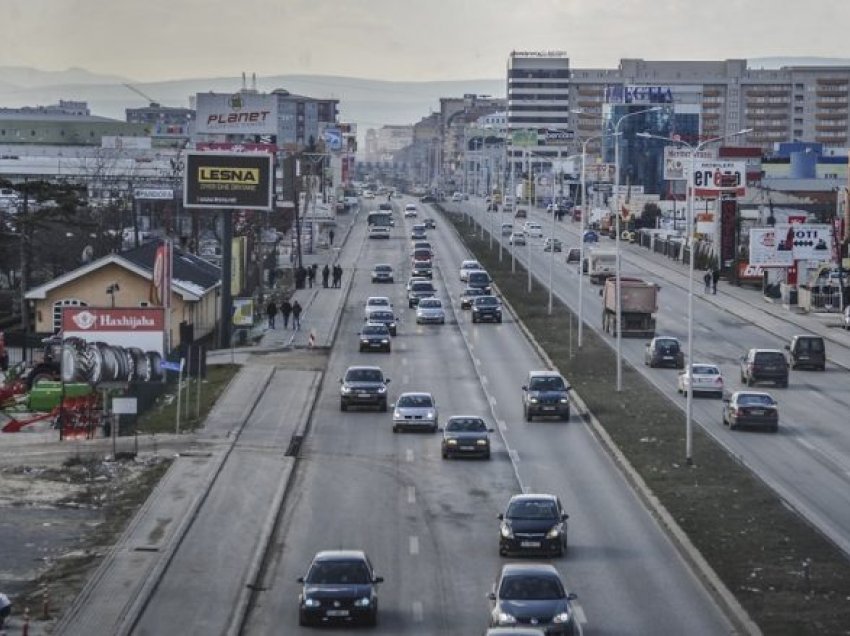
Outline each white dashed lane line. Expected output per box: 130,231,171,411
407,486,416,504
405,448,414,462
412,601,424,622
409,535,419,555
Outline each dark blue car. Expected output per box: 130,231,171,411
582,230,599,243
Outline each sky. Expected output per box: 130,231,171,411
2,0,850,82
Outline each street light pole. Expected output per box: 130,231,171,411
613,106,663,392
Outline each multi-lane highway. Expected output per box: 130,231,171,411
460,198,850,557
242,199,734,634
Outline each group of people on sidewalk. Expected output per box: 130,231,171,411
703,268,721,295
294,263,343,289
321,264,343,288
265,297,302,330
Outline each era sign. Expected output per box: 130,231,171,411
692,161,746,197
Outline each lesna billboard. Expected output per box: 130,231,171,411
184,152,273,210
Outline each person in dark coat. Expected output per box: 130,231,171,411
305,266,314,288
712,268,720,294
329,229,335,246
279,298,292,329
333,264,342,288
296,266,307,289
291,300,303,330
266,300,277,328
322,264,330,288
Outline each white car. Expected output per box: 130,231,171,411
677,363,725,398
363,191,375,199
501,223,513,237
365,296,393,319
392,392,438,433
404,203,418,217
459,260,482,282
415,297,446,324
509,231,527,246
524,222,544,238
451,192,463,202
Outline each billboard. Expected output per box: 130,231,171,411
749,224,834,266
184,152,273,210
543,129,574,145
134,188,174,200
232,298,255,327
195,93,278,135
692,160,747,197
511,130,539,147
605,85,675,104
663,148,714,181
60,307,166,384
322,127,343,151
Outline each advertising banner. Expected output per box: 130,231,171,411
749,224,834,266
322,127,343,151
232,298,255,327
231,236,246,296
134,188,174,200
511,130,539,147
720,199,737,267
184,152,273,210
60,307,166,384
543,129,574,145
585,163,615,182
692,161,747,197
194,142,278,154
195,93,278,135
749,228,794,267
663,148,714,181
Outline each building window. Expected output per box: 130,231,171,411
31,130,36,136
52,299,88,333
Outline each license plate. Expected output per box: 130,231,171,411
326,610,349,617
543,406,555,411
460,446,475,451
750,409,764,415
521,541,541,548
358,393,370,398
663,356,673,360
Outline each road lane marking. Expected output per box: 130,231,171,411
498,420,507,432
481,375,489,386
412,601,424,622
409,535,419,555
488,395,497,407
405,448,414,462
407,486,416,504
573,603,587,624
401,357,408,366
402,374,410,384
473,357,481,367
509,449,520,463
798,438,815,450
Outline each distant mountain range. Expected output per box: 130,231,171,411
1,57,849,132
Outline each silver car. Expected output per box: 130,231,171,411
392,392,438,433
415,298,445,324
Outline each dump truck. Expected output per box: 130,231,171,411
601,277,658,338
584,248,617,284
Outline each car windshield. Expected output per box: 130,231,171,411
446,418,486,432
528,376,565,391
691,365,719,375
463,262,480,269
414,261,432,269
398,394,433,408
412,283,434,292
754,352,785,364
499,575,565,600
507,499,559,520
374,265,391,272
737,394,776,407
468,273,489,283
656,339,680,353
419,299,441,308
370,311,392,321
368,298,389,307
306,560,371,585
475,297,498,306
362,325,387,335
346,369,383,382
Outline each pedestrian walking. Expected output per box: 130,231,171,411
292,300,303,331
703,270,712,294
334,264,342,288
306,266,314,288
322,264,330,288
279,298,292,329
712,268,720,294
311,263,319,285
296,266,307,289
0,592,11,630
266,299,278,329
329,229,335,246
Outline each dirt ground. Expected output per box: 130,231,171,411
445,208,850,635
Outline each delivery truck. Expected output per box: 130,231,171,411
601,277,658,338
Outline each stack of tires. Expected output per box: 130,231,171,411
60,338,164,384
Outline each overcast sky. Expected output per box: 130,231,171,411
3,0,849,82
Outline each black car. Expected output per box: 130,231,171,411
485,629,546,636
421,194,436,203
472,295,503,323
423,218,436,229
366,310,397,336
498,494,568,557
408,280,436,307
340,365,390,411
740,348,789,387
358,323,392,353
412,260,433,279
467,270,492,294
722,390,779,432
298,550,383,627
522,371,570,421
644,337,685,369
460,286,490,309
440,415,493,459
488,564,579,635
786,334,826,371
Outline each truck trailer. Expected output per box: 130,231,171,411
601,277,658,338
584,248,617,284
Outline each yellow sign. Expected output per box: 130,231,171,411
232,298,255,327
198,168,259,184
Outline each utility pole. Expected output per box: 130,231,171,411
19,179,30,362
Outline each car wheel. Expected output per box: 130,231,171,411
729,420,737,431
497,317,502,323
525,409,532,422
746,376,753,387
771,425,779,433
472,316,478,323
820,365,826,371
380,400,388,412
484,451,491,460
409,301,414,308
298,610,309,627
442,451,448,459
341,401,348,412
365,609,378,627
431,424,438,434
392,424,399,433
779,380,788,388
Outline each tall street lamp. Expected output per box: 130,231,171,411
548,153,581,315
637,128,752,464
612,106,663,391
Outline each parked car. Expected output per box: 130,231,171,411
785,334,826,371
488,564,579,635
340,366,390,412
440,415,492,459
415,297,445,324
498,494,569,557
644,337,685,369
677,363,724,397
370,263,394,284
543,238,563,252
297,550,383,627
522,371,570,421
392,392,438,433
740,348,789,387
722,391,779,432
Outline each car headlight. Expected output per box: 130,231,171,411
361,339,369,344
553,611,571,624
546,526,561,539
560,398,569,404
377,386,387,393
381,339,389,344
393,410,401,419
529,397,539,404
500,523,513,539
426,411,435,419
446,438,458,445
303,598,321,608
354,597,372,608
476,439,488,446
497,612,517,625
341,386,352,394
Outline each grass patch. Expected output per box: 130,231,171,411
443,207,850,634
134,364,240,435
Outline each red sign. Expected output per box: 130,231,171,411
62,308,165,332
720,200,737,266
738,262,765,281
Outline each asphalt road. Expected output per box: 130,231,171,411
463,198,850,557
243,200,733,635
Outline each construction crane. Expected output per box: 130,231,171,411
123,83,160,107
